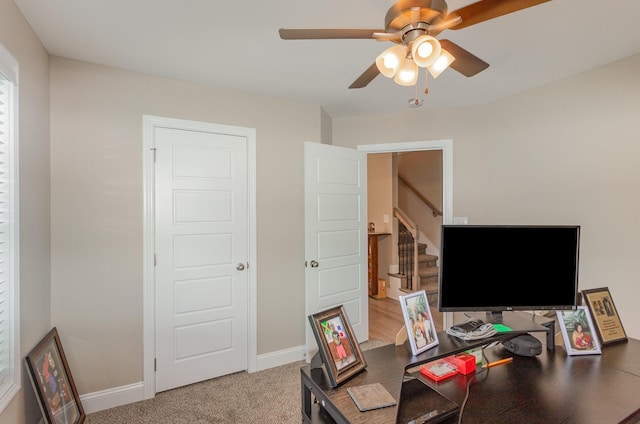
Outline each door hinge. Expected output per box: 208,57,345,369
154,358,157,372
154,254,157,266
151,147,157,162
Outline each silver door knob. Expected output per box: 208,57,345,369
236,263,246,271
310,260,319,268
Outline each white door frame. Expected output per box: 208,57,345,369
357,139,454,329
141,115,257,399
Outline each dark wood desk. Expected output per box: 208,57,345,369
301,335,640,424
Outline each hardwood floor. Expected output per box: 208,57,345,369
368,296,443,344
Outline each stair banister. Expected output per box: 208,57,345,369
398,174,443,218
393,207,420,292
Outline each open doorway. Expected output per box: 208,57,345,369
359,140,453,343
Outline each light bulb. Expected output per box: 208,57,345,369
383,55,399,70
428,49,455,78
416,43,433,59
375,45,407,78
411,35,441,68
394,59,418,86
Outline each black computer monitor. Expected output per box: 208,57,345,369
438,225,580,321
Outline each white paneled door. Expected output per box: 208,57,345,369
154,123,249,392
304,142,369,359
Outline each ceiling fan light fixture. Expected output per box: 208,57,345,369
375,45,407,78
411,35,441,67
394,58,418,86
428,48,456,78
280,0,551,91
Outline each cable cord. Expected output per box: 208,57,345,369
456,374,477,424
456,347,491,424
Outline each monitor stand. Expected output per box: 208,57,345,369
483,311,512,324
472,311,555,350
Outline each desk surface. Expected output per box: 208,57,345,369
301,335,640,424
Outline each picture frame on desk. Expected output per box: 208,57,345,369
308,305,366,387
582,287,628,346
25,327,86,424
557,306,602,356
399,290,439,355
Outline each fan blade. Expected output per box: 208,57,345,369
439,40,489,77
427,15,462,33
279,28,383,40
448,0,551,30
349,63,380,89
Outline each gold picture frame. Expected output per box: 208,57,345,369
308,305,367,387
582,287,628,346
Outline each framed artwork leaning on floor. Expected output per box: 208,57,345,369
25,327,85,424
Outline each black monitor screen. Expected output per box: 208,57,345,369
438,225,580,312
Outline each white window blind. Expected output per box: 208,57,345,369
0,42,19,413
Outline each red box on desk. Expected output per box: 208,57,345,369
444,353,476,375
419,359,458,382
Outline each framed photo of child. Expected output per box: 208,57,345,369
308,305,367,387
399,290,439,355
557,306,602,356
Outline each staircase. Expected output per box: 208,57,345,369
396,234,440,306
393,207,440,306
416,244,439,306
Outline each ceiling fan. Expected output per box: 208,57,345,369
279,0,551,90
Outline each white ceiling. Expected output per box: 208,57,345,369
13,0,640,119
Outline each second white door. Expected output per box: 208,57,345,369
154,121,250,392
304,142,369,358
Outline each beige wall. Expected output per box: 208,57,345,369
397,150,443,250
334,54,640,341
367,153,394,235
48,57,322,395
367,153,394,282
0,1,51,423
3,0,640,420
320,107,332,144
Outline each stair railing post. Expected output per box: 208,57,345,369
412,233,420,292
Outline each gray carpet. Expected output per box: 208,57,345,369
86,339,389,424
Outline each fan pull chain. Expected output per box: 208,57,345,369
409,81,423,108
424,69,429,94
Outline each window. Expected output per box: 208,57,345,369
0,42,19,413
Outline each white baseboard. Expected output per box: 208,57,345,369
81,345,306,413
254,344,306,371
80,382,145,414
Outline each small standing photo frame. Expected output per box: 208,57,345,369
399,290,439,355
25,327,85,424
582,287,628,346
308,305,367,387
557,306,602,356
